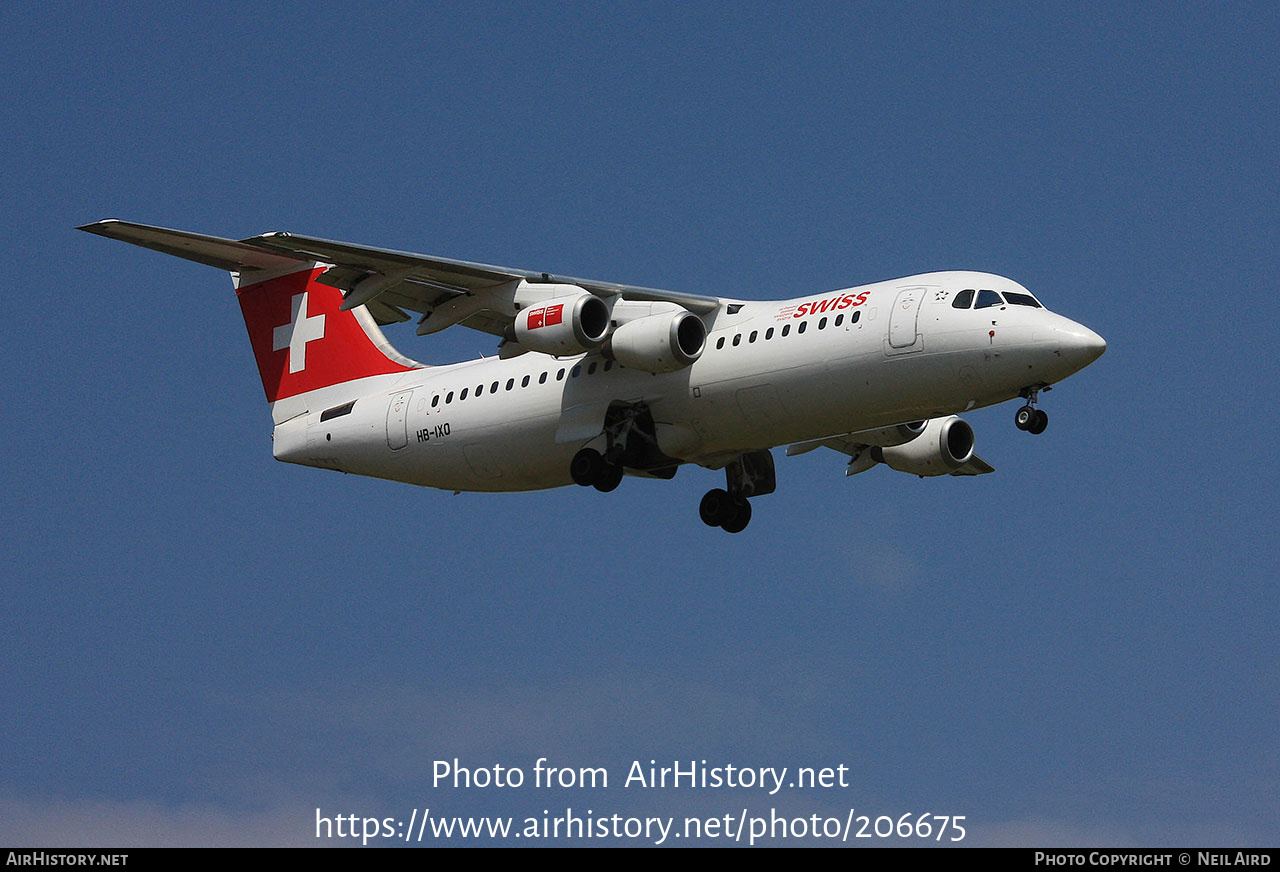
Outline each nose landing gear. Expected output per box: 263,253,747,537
1014,385,1050,435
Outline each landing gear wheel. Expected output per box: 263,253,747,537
720,497,752,534
1015,405,1035,431
570,448,603,487
593,463,623,492
699,489,735,527
1028,408,1048,435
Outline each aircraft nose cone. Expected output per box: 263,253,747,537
1077,326,1106,363
1057,323,1107,368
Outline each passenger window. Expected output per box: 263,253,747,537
818,317,827,330
556,368,565,381
782,324,790,337
460,388,469,400
749,330,757,343
539,372,548,384
975,290,1003,309
587,362,597,375
798,321,807,334
851,310,861,324
716,337,725,350
506,378,514,391
431,395,440,408
604,360,613,371
953,289,975,309
732,334,741,347
834,314,843,327
1004,292,1042,308
491,381,499,393
571,365,581,378
521,375,530,388
766,327,774,340
446,391,454,404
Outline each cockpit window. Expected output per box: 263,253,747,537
1003,292,1042,308
975,290,1003,309
952,289,975,309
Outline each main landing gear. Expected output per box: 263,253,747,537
698,450,775,534
570,447,624,492
569,403,683,493
573,437,777,535
699,488,752,533
1014,385,1049,435
569,403,645,493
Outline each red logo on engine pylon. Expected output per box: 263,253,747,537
527,304,564,330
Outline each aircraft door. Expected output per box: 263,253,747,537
386,389,413,450
887,286,925,354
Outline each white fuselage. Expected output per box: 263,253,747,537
272,271,1104,492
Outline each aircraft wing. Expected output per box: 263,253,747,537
242,232,723,336
949,455,996,476
78,220,308,273
787,432,996,476
78,221,724,334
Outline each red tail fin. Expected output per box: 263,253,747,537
237,267,417,403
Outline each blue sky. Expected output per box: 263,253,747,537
3,1,1277,846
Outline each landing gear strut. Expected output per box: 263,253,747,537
1014,386,1050,435
698,450,775,533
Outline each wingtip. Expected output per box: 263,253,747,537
77,219,122,232
238,230,291,245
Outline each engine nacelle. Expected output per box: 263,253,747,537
513,290,610,355
874,416,975,476
845,420,927,447
605,311,706,373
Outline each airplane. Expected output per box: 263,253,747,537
79,219,1106,533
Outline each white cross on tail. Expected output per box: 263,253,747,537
273,292,326,373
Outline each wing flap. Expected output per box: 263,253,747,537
364,299,411,324
458,311,513,338
950,455,996,476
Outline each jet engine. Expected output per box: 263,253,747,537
845,420,928,447
873,416,975,476
605,310,706,374
513,290,610,355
